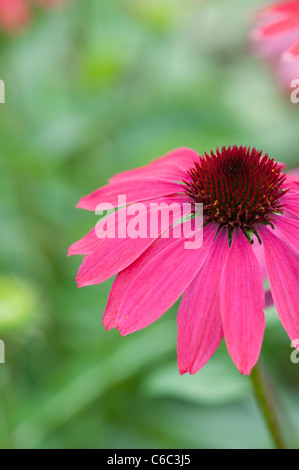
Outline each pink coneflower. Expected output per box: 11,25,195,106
251,1,299,88
69,146,299,375
0,0,64,33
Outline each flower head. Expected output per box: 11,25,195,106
251,0,299,88
0,0,64,33
185,146,287,230
69,146,299,375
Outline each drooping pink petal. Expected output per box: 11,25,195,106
277,161,287,170
69,204,138,257
284,174,299,191
282,192,299,218
69,195,190,256
104,223,218,335
251,25,299,57
220,228,265,375
177,228,229,375
251,1,299,89
68,227,99,256
287,37,299,57
109,148,199,184
259,225,299,341
252,237,268,280
77,178,184,211
0,0,30,32
76,198,190,287
280,52,299,86
259,16,299,37
289,168,299,179
272,214,299,254
263,1,299,16
103,235,173,331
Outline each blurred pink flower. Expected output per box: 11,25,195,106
251,0,299,88
0,0,64,33
69,146,299,375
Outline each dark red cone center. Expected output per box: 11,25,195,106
184,146,287,230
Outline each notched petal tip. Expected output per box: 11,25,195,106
238,364,255,377
178,363,204,375
67,245,79,257
75,273,92,288
67,248,73,257
118,327,131,337
178,366,189,376
75,199,89,210
102,317,115,331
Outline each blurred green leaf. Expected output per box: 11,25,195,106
143,351,251,406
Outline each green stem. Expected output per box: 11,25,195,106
250,361,286,449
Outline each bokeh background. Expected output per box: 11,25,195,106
0,0,298,449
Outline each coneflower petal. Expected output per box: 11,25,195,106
103,235,175,331
0,0,30,33
69,196,189,256
282,192,299,218
110,224,218,336
177,228,229,375
77,178,184,211
76,198,188,286
220,228,265,375
272,214,299,255
109,148,199,184
259,225,299,341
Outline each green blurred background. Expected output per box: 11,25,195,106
0,0,298,449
